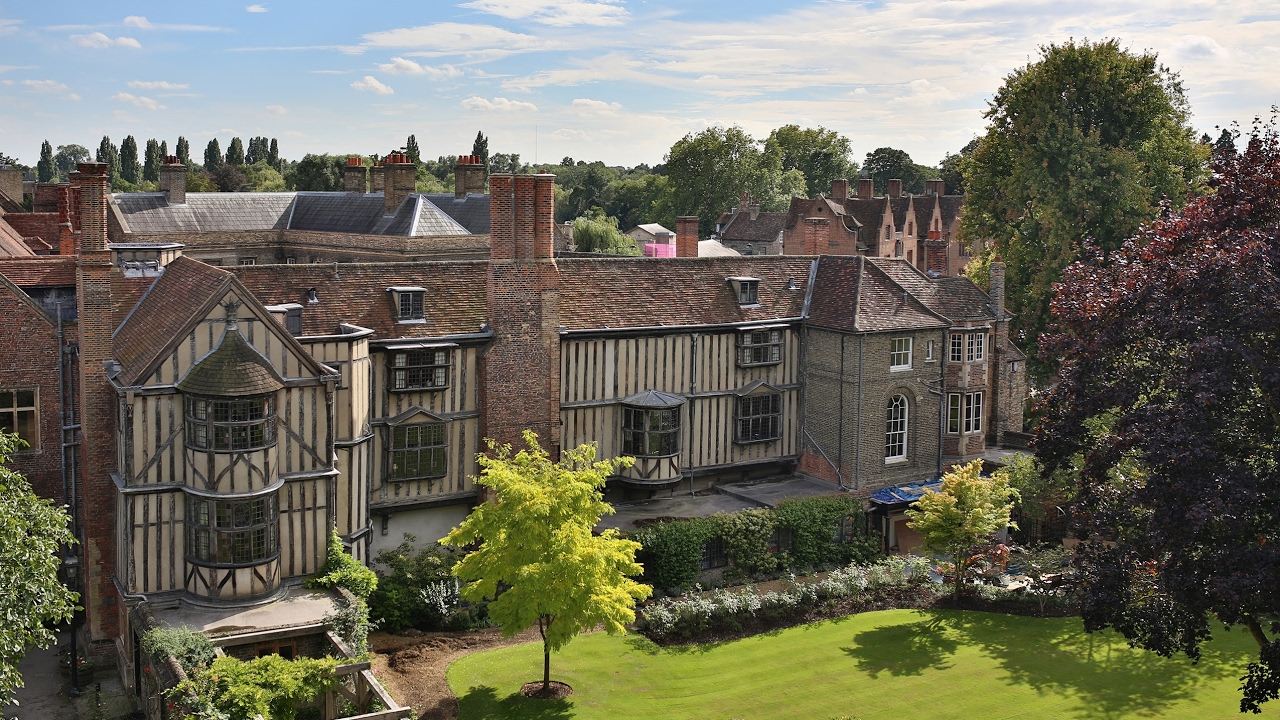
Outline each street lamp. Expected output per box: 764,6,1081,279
62,552,80,698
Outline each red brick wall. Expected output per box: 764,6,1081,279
4,212,59,246
803,217,830,255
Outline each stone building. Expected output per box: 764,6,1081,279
0,162,1023,699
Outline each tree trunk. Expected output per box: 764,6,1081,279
1245,615,1271,649
538,615,551,692
954,552,964,603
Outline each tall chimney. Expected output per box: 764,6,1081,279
533,171,555,259
57,179,75,255
676,216,699,258
383,153,415,215
343,157,367,193
925,179,946,197
159,156,187,204
803,217,830,255
857,178,875,200
455,154,486,199
0,165,22,203
74,161,121,640
989,255,1005,316
830,178,849,201
370,163,385,193
888,179,903,198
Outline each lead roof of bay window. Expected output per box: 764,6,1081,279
733,379,781,397
384,406,447,426
177,330,285,396
621,389,685,408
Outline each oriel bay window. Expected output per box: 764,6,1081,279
390,422,448,481
389,347,450,391
948,392,983,434
186,396,276,451
186,493,279,564
738,328,783,366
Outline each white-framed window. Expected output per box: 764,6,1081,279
389,423,447,481
390,349,449,391
890,337,912,370
885,394,908,461
738,329,783,366
738,280,759,305
967,332,985,362
736,393,782,443
925,340,935,361
0,388,38,451
950,334,963,362
238,257,256,266
949,392,983,434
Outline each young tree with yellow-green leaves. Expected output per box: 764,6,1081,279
906,460,1018,602
443,433,651,696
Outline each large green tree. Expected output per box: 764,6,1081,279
143,138,162,182
96,136,120,183
36,141,54,182
0,432,79,705
203,139,222,172
53,144,89,182
175,136,190,166
863,147,932,195
444,433,650,695
765,124,857,198
665,126,800,236
225,137,245,166
119,135,140,184
961,39,1209,375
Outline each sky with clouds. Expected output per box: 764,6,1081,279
0,0,1277,169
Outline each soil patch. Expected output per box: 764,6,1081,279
370,626,540,720
519,681,573,699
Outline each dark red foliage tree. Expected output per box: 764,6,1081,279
1037,117,1280,713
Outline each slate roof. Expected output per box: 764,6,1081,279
112,192,472,237
422,193,490,234
808,256,949,333
698,239,740,257
629,223,673,237
0,257,76,286
621,389,685,407
113,257,234,385
867,258,999,322
719,210,787,244
177,329,285,396
230,261,490,339
557,256,813,331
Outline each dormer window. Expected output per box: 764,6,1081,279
388,286,427,321
726,276,760,306
738,327,783,366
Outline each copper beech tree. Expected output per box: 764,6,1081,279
1038,119,1280,713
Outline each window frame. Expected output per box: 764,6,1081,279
389,422,448,482
737,329,783,367
889,337,913,371
398,291,425,320
966,332,985,362
621,405,681,458
0,388,39,452
737,280,759,306
948,391,984,434
950,333,963,362
185,493,279,566
735,393,782,444
885,394,909,462
388,348,451,392
701,537,728,569
185,395,276,453
965,391,983,434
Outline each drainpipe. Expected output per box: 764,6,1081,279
836,334,845,484
938,330,946,477
855,333,864,491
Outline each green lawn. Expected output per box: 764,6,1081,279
447,609,1277,720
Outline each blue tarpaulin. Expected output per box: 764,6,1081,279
869,479,942,506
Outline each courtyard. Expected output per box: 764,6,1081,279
446,609,1275,720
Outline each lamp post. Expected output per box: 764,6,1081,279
62,551,80,697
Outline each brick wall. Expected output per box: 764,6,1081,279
74,162,120,641
4,212,60,247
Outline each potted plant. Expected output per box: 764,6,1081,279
58,645,96,682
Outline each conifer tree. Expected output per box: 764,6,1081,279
160,140,168,160
119,135,140,184
406,134,420,164
96,136,120,182
225,137,244,166
143,138,162,182
36,141,54,182
176,136,190,165
204,139,222,171
472,131,489,177
268,138,279,166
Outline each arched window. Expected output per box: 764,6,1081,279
885,394,908,461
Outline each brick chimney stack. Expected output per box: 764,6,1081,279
483,171,561,456
343,157,367,193
0,165,22,203
857,178,875,199
370,163,385,193
159,156,187,204
383,153,415,215
830,178,849,201
57,177,75,256
803,217,830,255
74,161,121,641
888,179,903,198
925,179,946,197
454,154,486,199
676,216,699,258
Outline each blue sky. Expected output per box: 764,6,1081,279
1,1,1277,168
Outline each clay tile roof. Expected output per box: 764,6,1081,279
177,329,285,396
719,211,787,244
231,261,489,338
0,215,35,257
114,257,233,385
867,258,997,322
0,256,76,286
939,195,964,226
842,198,885,236
557,256,814,331
808,256,948,333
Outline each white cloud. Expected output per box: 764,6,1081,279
460,0,628,27
128,80,189,90
0,18,20,35
73,32,141,49
361,23,547,58
551,128,588,141
64,93,81,101
350,75,394,94
246,4,268,12
21,79,69,93
121,15,226,32
111,92,165,110
123,16,151,29
461,96,538,112
376,57,466,79
265,104,287,114
571,98,622,115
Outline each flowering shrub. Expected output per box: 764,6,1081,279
639,555,932,639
